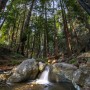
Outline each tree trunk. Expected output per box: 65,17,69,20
60,0,72,57
43,3,49,57
20,0,35,55
53,0,58,56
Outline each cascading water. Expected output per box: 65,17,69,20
36,66,50,85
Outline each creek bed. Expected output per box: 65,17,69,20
0,82,77,90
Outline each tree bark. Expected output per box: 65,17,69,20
60,0,72,57
20,0,36,55
53,0,58,56
43,2,49,57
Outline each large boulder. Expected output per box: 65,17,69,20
7,59,39,83
49,63,77,83
73,63,90,89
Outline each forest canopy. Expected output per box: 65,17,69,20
0,0,90,59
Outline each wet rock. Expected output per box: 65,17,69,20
73,63,90,89
49,63,77,83
38,62,46,72
7,58,39,83
0,71,11,83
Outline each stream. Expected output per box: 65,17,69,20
0,82,77,90
0,66,80,90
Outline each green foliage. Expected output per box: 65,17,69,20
0,0,90,59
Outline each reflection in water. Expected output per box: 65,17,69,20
0,82,77,90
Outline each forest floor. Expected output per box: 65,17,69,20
0,46,26,71
0,45,90,71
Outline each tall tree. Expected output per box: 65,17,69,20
43,2,49,57
20,0,36,55
60,0,72,56
53,0,58,56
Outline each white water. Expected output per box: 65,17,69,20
74,83,81,90
36,66,50,85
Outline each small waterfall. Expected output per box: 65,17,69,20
74,83,81,90
36,66,50,85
